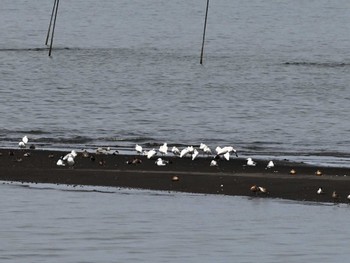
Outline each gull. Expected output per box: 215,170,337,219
135,144,143,154
192,149,199,160
159,143,168,155
147,148,157,159
317,187,324,195
267,161,274,168
247,158,256,166
171,146,180,156
215,146,238,160
200,143,212,156
210,160,218,167
22,136,28,144
56,157,65,166
155,158,167,166
18,136,28,148
180,146,194,158
67,155,75,167
63,150,78,161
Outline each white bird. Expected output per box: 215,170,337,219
267,161,274,168
210,160,218,166
171,146,180,156
200,143,212,156
199,143,207,150
155,158,167,166
56,158,65,166
317,187,324,195
247,158,256,166
180,146,193,158
215,146,238,160
147,149,157,159
192,149,199,160
135,144,143,154
159,143,168,155
18,136,28,148
22,136,28,144
67,155,75,167
63,150,77,161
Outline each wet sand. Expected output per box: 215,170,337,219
1,148,350,203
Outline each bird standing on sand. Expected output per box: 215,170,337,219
19,136,28,148
147,149,157,159
155,158,167,166
67,155,75,167
200,143,212,156
159,143,168,155
192,149,199,160
215,146,238,160
135,144,143,155
171,146,180,156
210,160,218,166
180,146,194,158
267,161,274,168
317,187,325,195
332,191,339,201
247,158,256,166
56,156,65,166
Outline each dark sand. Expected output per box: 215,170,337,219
1,148,350,203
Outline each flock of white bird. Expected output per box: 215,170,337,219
17,136,274,168
135,142,275,169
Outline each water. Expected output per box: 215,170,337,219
1,1,350,262
0,0,349,166
1,182,350,263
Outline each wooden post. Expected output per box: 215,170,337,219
200,0,210,64
45,0,57,46
49,0,59,57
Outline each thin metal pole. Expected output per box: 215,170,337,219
45,0,57,45
49,0,59,57
200,0,210,64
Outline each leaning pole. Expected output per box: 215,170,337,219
46,0,60,56
200,0,210,64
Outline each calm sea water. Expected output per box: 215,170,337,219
1,1,350,262
1,182,350,263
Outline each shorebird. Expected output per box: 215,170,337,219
267,161,274,168
332,191,339,201
200,143,212,156
258,186,268,194
56,156,65,166
250,185,259,193
215,146,238,160
147,149,157,159
135,144,143,154
180,146,194,158
317,187,325,195
247,158,256,166
155,158,167,166
192,149,199,160
210,160,218,166
67,155,75,167
18,136,28,148
159,143,168,155
171,146,180,156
